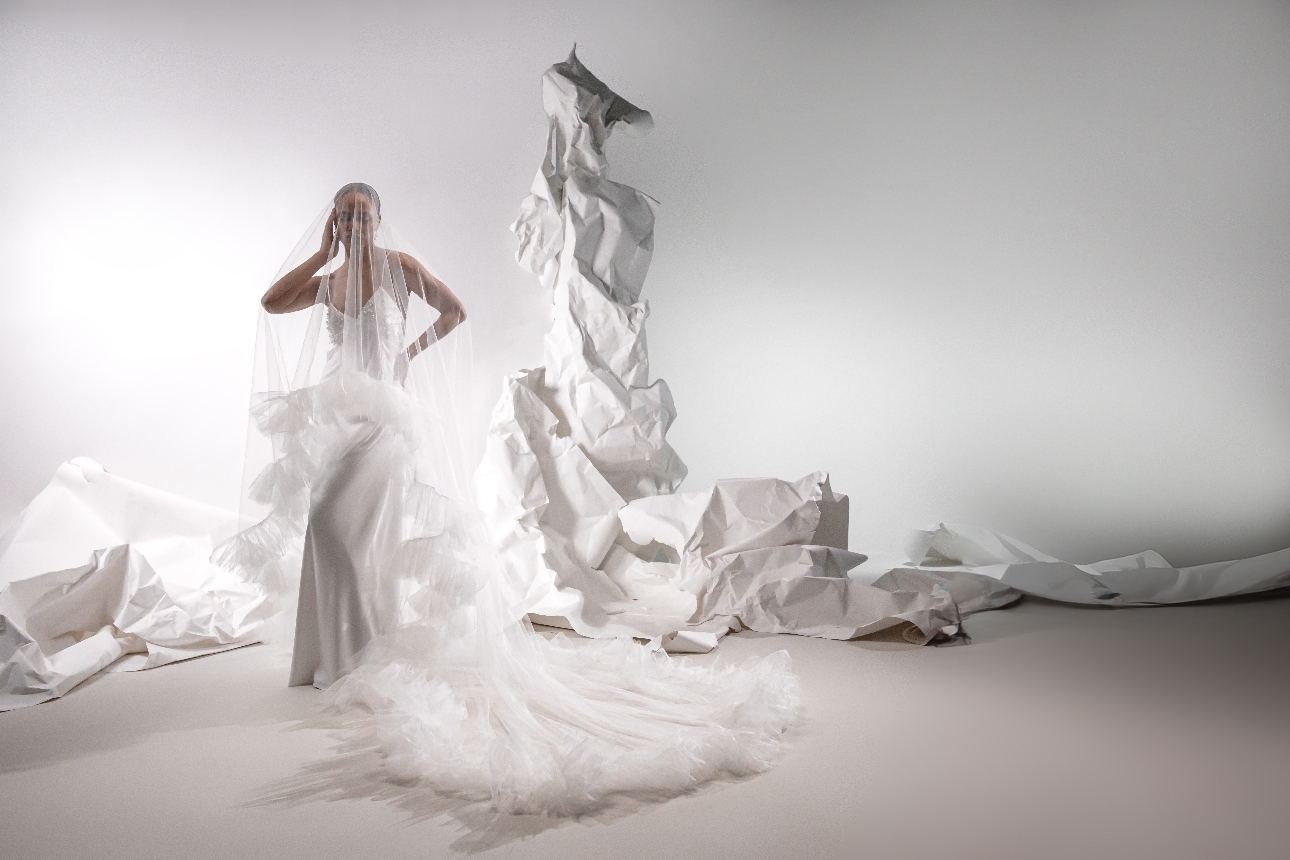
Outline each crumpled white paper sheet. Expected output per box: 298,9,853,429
864,566,1021,618
0,459,271,710
619,473,961,644
904,523,1290,606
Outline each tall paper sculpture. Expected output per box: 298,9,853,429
474,50,691,639
475,50,966,647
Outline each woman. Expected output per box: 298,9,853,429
257,183,466,688
260,183,465,359
215,185,800,814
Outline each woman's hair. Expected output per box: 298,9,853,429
333,182,381,215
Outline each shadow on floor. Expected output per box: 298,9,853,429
0,643,320,776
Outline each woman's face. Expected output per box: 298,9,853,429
335,191,380,248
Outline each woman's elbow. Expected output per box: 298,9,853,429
442,304,466,328
261,293,294,314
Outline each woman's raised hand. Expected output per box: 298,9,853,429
319,210,338,257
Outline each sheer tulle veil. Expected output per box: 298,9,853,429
217,191,485,613
212,187,802,815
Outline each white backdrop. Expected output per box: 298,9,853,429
2,0,1287,567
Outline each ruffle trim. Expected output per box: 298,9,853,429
211,372,444,607
331,634,802,816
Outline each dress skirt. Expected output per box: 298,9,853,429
289,419,408,689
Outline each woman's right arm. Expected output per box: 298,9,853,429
261,211,335,314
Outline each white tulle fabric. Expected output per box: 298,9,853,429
212,200,801,814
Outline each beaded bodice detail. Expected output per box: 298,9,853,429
324,287,405,380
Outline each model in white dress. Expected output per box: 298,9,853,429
215,184,801,815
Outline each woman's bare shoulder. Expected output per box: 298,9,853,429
395,251,445,288
393,250,428,273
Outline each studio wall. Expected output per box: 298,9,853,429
2,0,1287,566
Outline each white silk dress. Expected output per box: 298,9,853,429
289,289,411,688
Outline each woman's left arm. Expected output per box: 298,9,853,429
399,252,467,361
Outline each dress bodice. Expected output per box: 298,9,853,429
324,287,406,380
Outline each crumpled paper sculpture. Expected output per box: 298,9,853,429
0,459,271,710
475,51,973,650
473,49,687,641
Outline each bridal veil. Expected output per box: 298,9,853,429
210,184,801,813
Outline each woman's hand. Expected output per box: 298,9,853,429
262,214,333,313
320,210,338,257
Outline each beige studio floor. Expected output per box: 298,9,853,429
2,594,1288,860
